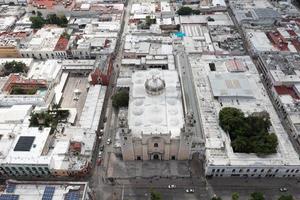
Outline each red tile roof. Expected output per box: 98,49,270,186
266,31,289,51
275,86,300,100
54,36,69,51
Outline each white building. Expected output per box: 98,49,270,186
189,55,300,177
258,53,300,147
0,180,91,200
19,27,68,60
117,69,194,161
0,85,106,178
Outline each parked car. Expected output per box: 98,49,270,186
168,185,176,189
185,189,195,193
279,187,288,192
97,159,102,166
99,129,104,136
106,138,111,145
98,151,103,158
99,145,104,151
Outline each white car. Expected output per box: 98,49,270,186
98,151,102,158
185,189,195,193
168,184,176,189
106,138,111,145
279,187,288,192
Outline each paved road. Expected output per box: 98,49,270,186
89,0,133,199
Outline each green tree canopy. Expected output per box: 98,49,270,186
1,61,28,76
249,192,265,200
150,190,162,200
177,7,193,15
219,107,278,154
278,195,294,200
112,90,129,108
30,15,46,29
232,192,239,200
30,14,68,29
177,6,201,15
146,15,156,26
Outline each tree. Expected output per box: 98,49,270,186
30,13,68,29
112,90,129,108
146,15,156,26
232,192,239,200
30,15,45,29
37,11,42,17
218,107,278,155
59,15,68,27
177,7,193,15
278,195,294,200
47,14,61,25
249,192,265,200
150,190,162,200
61,32,71,39
1,61,28,76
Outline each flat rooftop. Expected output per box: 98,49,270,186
20,27,65,52
189,55,300,166
0,180,89,200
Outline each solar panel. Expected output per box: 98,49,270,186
0,194,19,200
42,186,55,200
13,136,35,152
6,184,16,193
65,191,80,200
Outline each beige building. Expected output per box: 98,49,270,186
117,69,195,161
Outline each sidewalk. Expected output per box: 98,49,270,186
107,153,190,179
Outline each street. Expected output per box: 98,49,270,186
88,1,300,200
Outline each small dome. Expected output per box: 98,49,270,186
145,75,166,95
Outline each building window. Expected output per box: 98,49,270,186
221,169,225,172
137,156,141,160
124,137,127,140
154,143,158,148
254,169,257,172
291,169,294,173
247,169,250,172
286,169,289,173
212,169,215,173
275,169,279,173
296,169,299,173
216,169,220,173
232,169,235,172
261,169,264,172
171,156,176,160
239,169,243,173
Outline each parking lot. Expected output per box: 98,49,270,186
60,75,89,125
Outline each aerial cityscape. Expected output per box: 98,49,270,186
0,0,299,199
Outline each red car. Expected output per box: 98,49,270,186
97,158,102,166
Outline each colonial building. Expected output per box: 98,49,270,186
117,69,194,161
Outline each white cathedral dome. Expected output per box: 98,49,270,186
145,75,166,95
